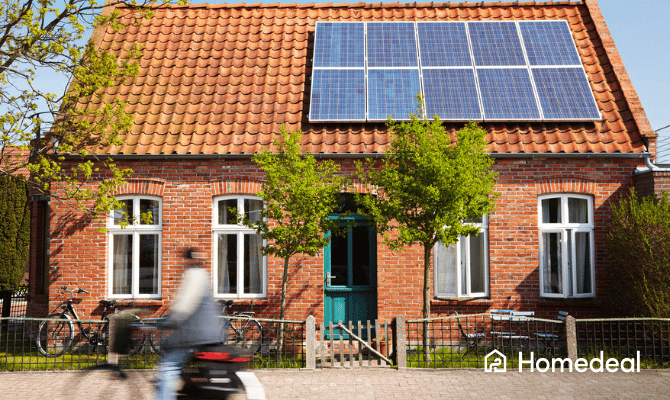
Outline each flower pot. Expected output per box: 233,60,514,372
369,339,389,356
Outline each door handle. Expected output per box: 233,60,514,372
326,273,336,286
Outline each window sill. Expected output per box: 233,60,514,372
432,297,493,306
214,298,268,306
110,299,166,308
537,297,602,307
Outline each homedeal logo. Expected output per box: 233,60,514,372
484,350,641,373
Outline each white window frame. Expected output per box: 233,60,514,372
538,194,595,298
434,217,489,299
212,195,267,299
107,195,162,299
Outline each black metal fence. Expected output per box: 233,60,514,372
0,317,159,371
250,317,306,369
576,318,670,368
1,315,310,371
0,287,28,332
405,313,566,369
4,314,670,371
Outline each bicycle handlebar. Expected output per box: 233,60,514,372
58,285,89,298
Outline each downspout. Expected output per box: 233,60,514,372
643,153,660,171
641,136,660,171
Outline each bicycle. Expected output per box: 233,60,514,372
221,300,263,354
36,285,145,357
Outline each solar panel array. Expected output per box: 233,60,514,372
309,21,601,122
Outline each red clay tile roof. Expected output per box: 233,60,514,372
1,146,30,178
86,1,651,156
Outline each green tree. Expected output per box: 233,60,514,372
245,126,347,348
0,0,185,219
607,189,670,318
356,101,498,358
0,175,30,291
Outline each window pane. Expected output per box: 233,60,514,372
575,232,592,295
217,234,237,294
244,234,263,294
112,235,132,295
139,199,160,225
245,199,263,224
460,238,467,295
542,232,562,294
435,242,457,296
568,197,588,224
218,199,238,225
469,233,486,294
352,226,370,286
542,198,561,223
329,233,348,286
138,234,159,294
113,200,133,225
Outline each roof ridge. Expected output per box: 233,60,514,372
113,1,586,10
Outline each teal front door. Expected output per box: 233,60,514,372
324,219,377,338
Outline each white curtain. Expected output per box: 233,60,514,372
568,198,588,224
542,232,562,294
218,234,232,294
113,235,132,294
575,232,591,294
246,234,263,294
435,242,457,296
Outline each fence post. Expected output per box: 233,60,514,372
1,290,11,330
565,315,577,362
393,315,407,369
108,314,119,365
306,315,316,370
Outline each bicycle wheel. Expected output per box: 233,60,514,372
68,363,154,400
148,307,170,354
224,318,262,354
37,313,74,357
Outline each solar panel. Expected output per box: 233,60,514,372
519,21,581,66
367,69,421,120
469,21,526,67
310,69,366,121
313,22,365,68
423,69,482,120
367,22,418,68
417,22,472,67
478,68,541,120
532,67,601,120
308,20,600,122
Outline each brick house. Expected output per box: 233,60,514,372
27,0,668,325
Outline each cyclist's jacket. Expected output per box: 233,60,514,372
161,268,221,349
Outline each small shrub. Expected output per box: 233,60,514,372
607,189,670,318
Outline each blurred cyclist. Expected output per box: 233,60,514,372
154,248,222,400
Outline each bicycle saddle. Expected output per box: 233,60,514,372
99,299,117,308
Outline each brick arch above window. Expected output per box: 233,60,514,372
344,180,377,195
210,180,262,197
536,177,595,196
113,178,165,197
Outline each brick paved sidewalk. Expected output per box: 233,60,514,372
3,368,670,400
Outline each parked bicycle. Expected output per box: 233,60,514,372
221,299,263,354
36,286,145,357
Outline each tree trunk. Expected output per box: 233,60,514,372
278,256,290,353
422,244,432,363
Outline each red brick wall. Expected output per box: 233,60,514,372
635,170,670,198
35,156,641,322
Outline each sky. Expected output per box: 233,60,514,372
33,0,670,137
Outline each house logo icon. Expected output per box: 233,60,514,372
485,349,507,373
